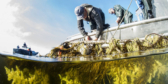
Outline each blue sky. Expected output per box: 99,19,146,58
0,0,139,55
22,0,138,32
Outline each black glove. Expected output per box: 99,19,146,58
148,10,154,18
103,24,110,30
60,42,70,49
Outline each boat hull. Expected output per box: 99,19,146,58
13,48,38,56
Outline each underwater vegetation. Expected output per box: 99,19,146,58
2,42,168,84
58,54,168,84
48,33,168,57
4,66,49,84
3,53,168,84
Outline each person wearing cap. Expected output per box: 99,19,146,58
75,4,109,41
108,5,133,24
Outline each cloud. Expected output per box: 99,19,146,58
0,0,30,53
0,0,71,55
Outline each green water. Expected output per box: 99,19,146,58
1,52,168,84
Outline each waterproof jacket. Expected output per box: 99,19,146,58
141,0,152,11
113,5,133,24
77,4,105,38
138,0,153,19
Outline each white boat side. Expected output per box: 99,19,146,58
66,16,168,42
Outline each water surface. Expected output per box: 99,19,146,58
1,49,168,84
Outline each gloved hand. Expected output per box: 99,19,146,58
148,10,154,18
103,24,110,30
60,42,70,49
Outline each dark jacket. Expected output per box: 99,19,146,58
77,4,105,38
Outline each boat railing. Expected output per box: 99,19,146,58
65,16,168,42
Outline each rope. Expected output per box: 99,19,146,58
112,0,133,38
105,27,114,43
105,27,109,43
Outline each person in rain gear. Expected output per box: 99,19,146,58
138,0,154,19
108,5,133,24
75,4,110,41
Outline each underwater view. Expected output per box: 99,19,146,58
1,49,168,84
1,0,168,84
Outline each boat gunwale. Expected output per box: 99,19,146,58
66,16,168,42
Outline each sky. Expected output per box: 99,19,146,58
0,0,139,55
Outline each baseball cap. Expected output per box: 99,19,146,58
74,6,84,20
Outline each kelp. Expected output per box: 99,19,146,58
58,54,168,84
59,69,81,84
48,33,168,57
3,33,168,84
4,66,49,84
3,53,168,84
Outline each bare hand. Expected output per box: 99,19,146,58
85,36,92,41
93,38,98,41
58,45,63,56
116,17,121,24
